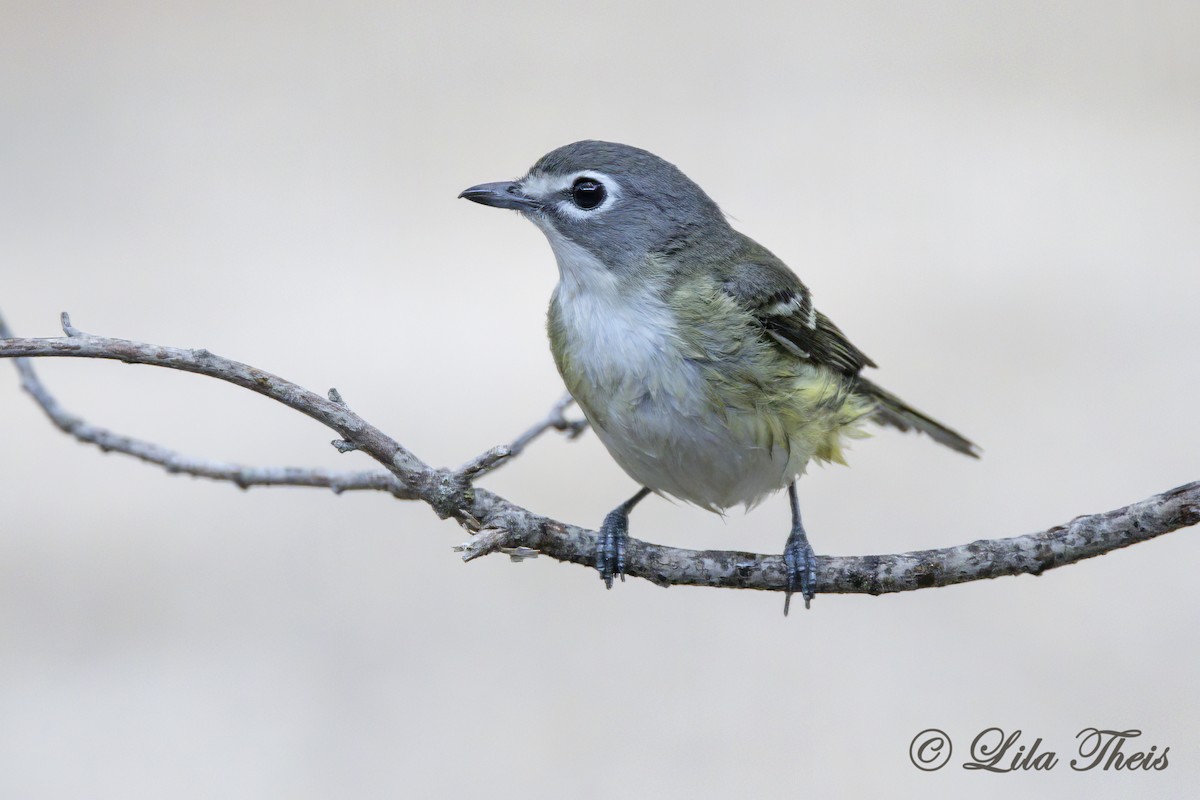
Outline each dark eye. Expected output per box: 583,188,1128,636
571,177,606,210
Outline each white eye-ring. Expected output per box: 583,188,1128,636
555,171,620,220
520,170,620,220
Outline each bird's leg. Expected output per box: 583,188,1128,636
783,481,817,614
597,487,652,589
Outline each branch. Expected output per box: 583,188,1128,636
0,313,583,499
0,314,415,497
2,313,1196,598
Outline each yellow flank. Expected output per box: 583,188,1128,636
668,274,874,467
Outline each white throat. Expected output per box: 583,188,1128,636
529,216,619,301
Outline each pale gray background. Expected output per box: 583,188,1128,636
2,1,1197,797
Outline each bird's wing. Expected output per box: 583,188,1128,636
719,257,876,376
720,254,980,457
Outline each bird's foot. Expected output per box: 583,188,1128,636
596,507,630,589
783,527,817,614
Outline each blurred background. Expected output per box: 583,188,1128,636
1,1,1197,797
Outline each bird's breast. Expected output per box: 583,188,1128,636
539,239,859,509
546,275,811,510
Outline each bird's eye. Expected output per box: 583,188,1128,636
570,178,606,210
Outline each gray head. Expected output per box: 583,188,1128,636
460,141,734,277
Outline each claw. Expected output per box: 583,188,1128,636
596,507,629,588
594,487,651,589
783,532,817,614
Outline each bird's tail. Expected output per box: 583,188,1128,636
853,376,980,458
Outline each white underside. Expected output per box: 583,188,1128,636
536,221,811,510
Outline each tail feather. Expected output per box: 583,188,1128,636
854,376,980,458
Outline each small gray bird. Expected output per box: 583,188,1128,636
461,140,978,611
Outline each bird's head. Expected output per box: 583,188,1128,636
460,140,731,278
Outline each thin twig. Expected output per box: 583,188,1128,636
0,314,416,497
508,392,589,455
454,393,589,482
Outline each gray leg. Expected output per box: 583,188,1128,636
783,481,817,614
597,487,651,589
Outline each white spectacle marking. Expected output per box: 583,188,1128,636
518,172,573,199
519,170,621,220
806,302,818,329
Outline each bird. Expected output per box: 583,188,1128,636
460,140,978,612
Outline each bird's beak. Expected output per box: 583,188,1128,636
458,181,540,211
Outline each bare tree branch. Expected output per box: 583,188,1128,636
2,313,1197,598
0,313,583,499
0,313,414,496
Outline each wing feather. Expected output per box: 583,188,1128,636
719,258,875,376
716,247,979,457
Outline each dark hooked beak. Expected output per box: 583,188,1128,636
458,181,540,211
